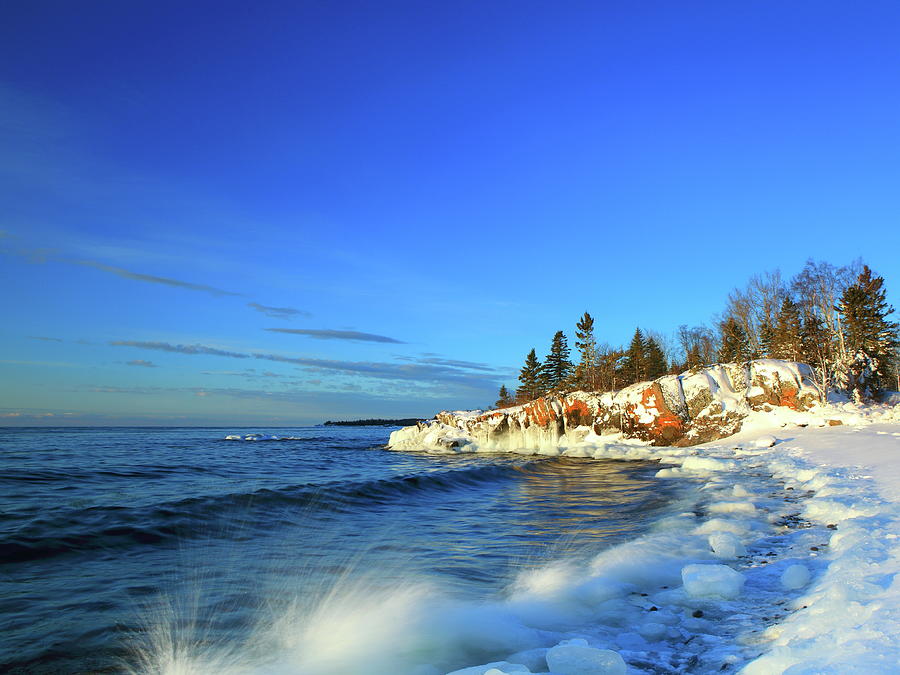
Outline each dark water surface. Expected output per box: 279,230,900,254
1,426,683,673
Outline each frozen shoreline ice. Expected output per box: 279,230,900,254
390,400,900,674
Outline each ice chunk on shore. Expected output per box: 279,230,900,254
708,501,757,515
753,434,778,448
681,456,738,473
446,661,530,675
638,621,669,640
709,532,747,559
682,564,745,599
781,564,811,590
545,642,627,675
694,518,749,536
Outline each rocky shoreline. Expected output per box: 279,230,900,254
389,360,827,453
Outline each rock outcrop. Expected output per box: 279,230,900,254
389,360,822,452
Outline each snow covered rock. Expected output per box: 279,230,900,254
545,642,627,675
752,434,778,448
389,360,821,452
681,563,745,599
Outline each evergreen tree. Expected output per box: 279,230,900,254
835,265,899,401
516,348,544,402
622,328,647,384
758,320,775,358
495,385,513,408
718,317,752,362
772,297,804,361
596,345,625,391
644,335,668,379
543,330,573,391
574,312,599,390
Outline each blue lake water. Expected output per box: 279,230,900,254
0,426,689,674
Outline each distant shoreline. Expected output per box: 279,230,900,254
323,418,425,427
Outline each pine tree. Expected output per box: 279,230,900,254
596,345,625,391
718,317,751,362
574,312,598,390
543,331,573,391
644,335,668,379
517,348,544,402
622,328,647,384
800,310,833,402
771,297,803,361
836,265,900,401
758,320,775,358
495,385,513,408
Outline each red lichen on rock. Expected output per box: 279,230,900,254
626,384,685,445
778,385,800,410
563,398,592,427
524,398,556,427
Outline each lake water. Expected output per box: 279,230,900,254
0,426,691,674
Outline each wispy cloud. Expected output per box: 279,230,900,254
90,386,160,395
126,359,156,367
77,261,239,297
28,335,64,342
265,328,405,344
248,302,310,319
109,340,502,394
0,359,80,367
110,340,249,359
396,355,496,371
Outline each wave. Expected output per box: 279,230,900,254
0,464,217,484
0,461,541,565
224,434,334,442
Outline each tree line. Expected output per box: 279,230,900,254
497,259,899,407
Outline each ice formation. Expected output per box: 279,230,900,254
389,360,823,453
377,367,900,674
780,563,811,590
681,563,745,599
708,531,747,559
545,640,627,675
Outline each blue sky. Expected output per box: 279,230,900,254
2,1,899,425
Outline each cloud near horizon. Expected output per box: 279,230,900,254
248,302,311,319
265,328,405,344
78,261,239,297
109,339,503,394
110,341,250,359
126,359,156,367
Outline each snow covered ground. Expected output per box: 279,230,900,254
402,400,900,675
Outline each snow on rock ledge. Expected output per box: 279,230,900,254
389,360,822,452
